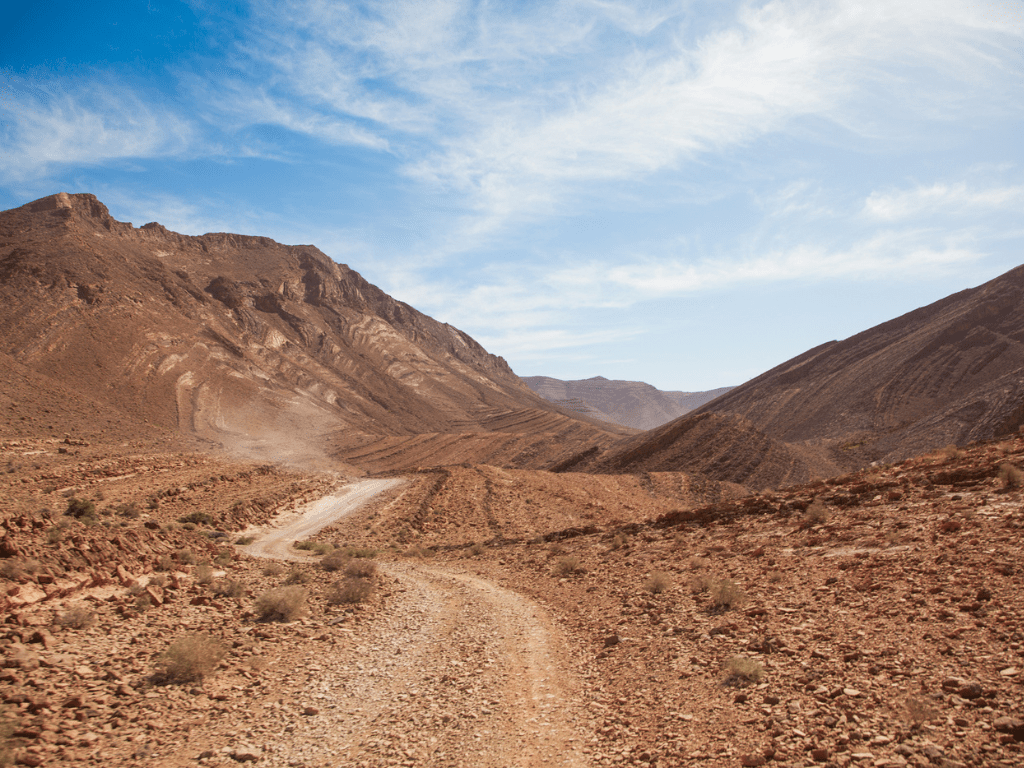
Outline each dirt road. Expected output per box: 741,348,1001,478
237,481,593,767
241,478,405,560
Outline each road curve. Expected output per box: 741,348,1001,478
241,477,404,560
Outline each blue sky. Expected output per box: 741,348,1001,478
2,1,1023,391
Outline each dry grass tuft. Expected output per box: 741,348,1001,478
710,578,746,610
57,606,96,630
327,577,374,605
320,549,349,572
261,562,285,577
554,555,585,575
255,586,308,622
345,559,377,579
725,655,764,684
643,571,672,594
154,633,227,684
211,579,245,598
999,462,1022,489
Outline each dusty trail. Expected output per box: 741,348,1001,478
237,481,593,767
241,478,404,560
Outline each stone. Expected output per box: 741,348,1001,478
811,747,830,762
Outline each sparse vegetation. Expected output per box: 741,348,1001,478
177,549,198,565
255,585,308,622
710,578,746,610
235,535,256,545
149,573,169,588
262,562,285,577
57,606,96,630
643,571,672,594
178,511,214,526
284,567,312,585
156,554,175,571
0,558,43,581
211,578,245,598
295,540,334,555
401,545,433,559
468,542,486,557
195,564,215,584
320,550,349,572
725,655,764,684
214,550,233,567
999,462,1022,489
554,555,585,575
327,577,373,605
800,498,828,528
154,633,227,684
345,559,377,579
608,533,629,551
64,497,96,521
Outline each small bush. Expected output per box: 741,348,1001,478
177,549,198,566
194,564,215,584
320,550,349,572
255,586,308,622
134,594,152,613
116,502,141,519
327,577,373,605
64,498,96,519
211,579,245,598
178,511,214,526
149,573,169,588
725,655,764,684
999,462,1022,489
0,558,43,581
345,559,377,579
608,533,629,551
711,578,746,610
284,567,312,585
468,543,486,557
156,555,175,572
401,545,432,559
554,555,585,575
939,444,964,461
154,633,227,684
644,571,672,594
235,535,256,546
57,606,96,630
295,540,334,555
214,550,233,567
262,562,285,577
800,499,828,529
688,573,715,593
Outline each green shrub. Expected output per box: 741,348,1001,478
154,633,227,684
255,586,308,622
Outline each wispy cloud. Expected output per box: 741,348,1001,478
864,182,1024,221
0,78,196,183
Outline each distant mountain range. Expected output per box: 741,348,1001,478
521,376,734,431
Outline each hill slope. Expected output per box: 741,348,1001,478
522,375,733,430
0,193,627,465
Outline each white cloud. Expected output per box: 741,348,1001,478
864,182,1024,221
0,79,196,183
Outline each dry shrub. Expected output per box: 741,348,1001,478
711,578,746,610
554,555,585,575
468,543,486,557
0,558,42,581
644,571,672,594
148,573,169,588
345,559,377,579
156,554,175,572
688,573,715,593
800,499,828,529
999,462,1022,489
284,567,312,585
320,549,349,572
154,633,227,684
211,579,245,598
195,564,215,584
295,540,334,555
327,577,374,605
57,606,96,630
255,586,308,622
177,549,198,566
262,562,285,577
725,655,764,684
235,535,256,545
608,533,629,551
401,545,432,559
939,444,964,461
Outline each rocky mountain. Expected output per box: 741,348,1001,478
566,263,1024,488
522,375,733,431
697,263,1024,464
0,193,629,466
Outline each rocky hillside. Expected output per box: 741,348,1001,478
697,264,1024,465
523,375,733,431
0,193,625,466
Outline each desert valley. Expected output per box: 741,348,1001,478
2,193,1024,768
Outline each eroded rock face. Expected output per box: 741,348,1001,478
0,193,567,453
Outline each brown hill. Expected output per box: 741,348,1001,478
697,263,1024,465
0,193,628,467
566,264,1024,488
523,375,733,431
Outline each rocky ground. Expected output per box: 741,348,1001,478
2,435,1023,767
